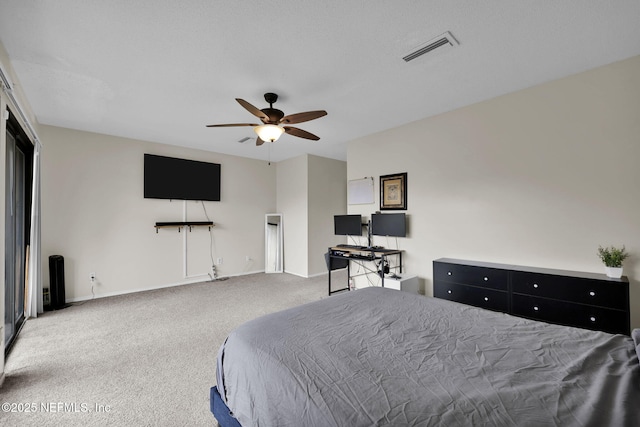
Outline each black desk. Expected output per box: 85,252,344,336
327,246,403,295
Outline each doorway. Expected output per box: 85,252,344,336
265,214,283,273
4,111,32,354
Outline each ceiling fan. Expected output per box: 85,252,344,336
207,93,327,146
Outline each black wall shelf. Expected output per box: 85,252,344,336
154,221,214,233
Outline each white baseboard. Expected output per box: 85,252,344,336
284,270,308,278
308,271,329,278
283,270,328,279
66,269,266,303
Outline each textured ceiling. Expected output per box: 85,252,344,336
1,1,639,162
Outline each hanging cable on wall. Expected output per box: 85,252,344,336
201,201,227,281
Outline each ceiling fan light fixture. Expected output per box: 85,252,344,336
255,124,284,142
208,93,325,143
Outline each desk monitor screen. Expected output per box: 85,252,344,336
334,214,362,236
371,213,406,237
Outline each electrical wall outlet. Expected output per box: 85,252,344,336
216,257,223,265
245,255,252,262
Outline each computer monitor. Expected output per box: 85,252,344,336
334,214,362,236
370,213,406,237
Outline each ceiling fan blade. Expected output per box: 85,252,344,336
206,123,260,128
280,110,327,125
256,137,265,146
236,98,269,122
283,126,320,141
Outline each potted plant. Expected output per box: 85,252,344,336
597,245,629,278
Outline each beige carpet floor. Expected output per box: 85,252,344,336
0,272,337,426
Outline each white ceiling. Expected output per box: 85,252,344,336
1,1,639,163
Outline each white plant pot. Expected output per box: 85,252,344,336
605,267,623,279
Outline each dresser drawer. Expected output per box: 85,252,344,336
512,271,628,310
434,281,508,312
433,262,508,291
512,294,629,335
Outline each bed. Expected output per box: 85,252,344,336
211,287,640,426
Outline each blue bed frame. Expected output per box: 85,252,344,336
210,386,242,427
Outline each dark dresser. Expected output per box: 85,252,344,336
433,258,630,335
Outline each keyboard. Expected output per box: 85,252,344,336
336,244,367,250
335,244,398,253
350,253,376,260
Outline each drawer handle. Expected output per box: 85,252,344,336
533,283,539,289
589,291,596,297
447,271,452,276
447,290,452,294
590,316,596,323
484,297,489,301
533,306,539,311
483,277,489,281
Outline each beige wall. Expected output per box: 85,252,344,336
277,155,309,277
40,125,276,301
277,154,347,277
308,155,347,276
348,55,640,329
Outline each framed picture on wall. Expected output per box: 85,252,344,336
380,172,407,210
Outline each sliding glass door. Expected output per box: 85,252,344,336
4,114,32,353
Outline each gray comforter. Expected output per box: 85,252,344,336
217,287,640,426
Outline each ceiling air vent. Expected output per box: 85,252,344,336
403,31,458,62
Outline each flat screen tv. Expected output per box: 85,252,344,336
334,214,362,236
144,154,221,201
371,213,406,237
